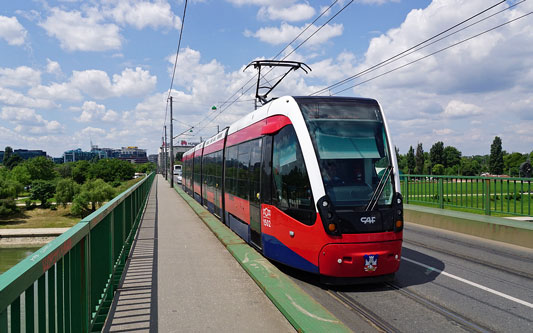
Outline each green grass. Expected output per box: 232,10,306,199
401,179,533,217
0,206,80,229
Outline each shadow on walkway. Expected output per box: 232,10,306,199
103,180,158,332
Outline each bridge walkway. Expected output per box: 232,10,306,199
103,174,293,332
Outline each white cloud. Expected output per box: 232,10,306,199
40,8,121,51
104,0,182,30
443,100,483,118
257,3,315,22
78,101,119,123
70,67,156,99
0,15,27,46
29,82,83,101
246,22,343,46
1,106,64,135
0,87,56,109
46,59,62,76
0,66,41,88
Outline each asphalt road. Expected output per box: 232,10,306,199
282,222,533,332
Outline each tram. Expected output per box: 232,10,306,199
182,96,403,283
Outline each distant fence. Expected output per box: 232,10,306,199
400,174,532,216
0,173,155,332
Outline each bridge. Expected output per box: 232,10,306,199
1,173,532,332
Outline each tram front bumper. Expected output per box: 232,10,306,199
319,240,402,278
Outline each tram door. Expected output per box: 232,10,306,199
249,138,263,249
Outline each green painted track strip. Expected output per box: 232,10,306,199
174,186,351,333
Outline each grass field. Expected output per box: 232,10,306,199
0,206,80,229
401,178,533,216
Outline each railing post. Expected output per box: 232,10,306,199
438,178,444,209
404,176,409,204
485,179,491,215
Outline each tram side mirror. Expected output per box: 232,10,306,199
317,195,341,236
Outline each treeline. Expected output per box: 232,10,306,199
397,136,533,177
0,146,155,218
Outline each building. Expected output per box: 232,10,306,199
63,148,100,163
148,154,158,163
0,149,47,163
118,146,148,164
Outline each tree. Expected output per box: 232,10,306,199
56,163,73,178
10,165,31,186
25,156,58,181
489,136,504,174
3,146,23,170
88,159,135,183
71,179,116,217
56,179,80,207
72,161,90,184
503,152,525,177
429,141,444,170
406,146,416,174
415,143,425,174
0,178,22,216
30,180,56,208
432,164,445,175
443,146,462,169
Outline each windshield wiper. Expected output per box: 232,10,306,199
365,165,393,211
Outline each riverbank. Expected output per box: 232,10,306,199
0,228,69,247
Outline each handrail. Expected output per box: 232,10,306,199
400,174,532,216
0,172,155,332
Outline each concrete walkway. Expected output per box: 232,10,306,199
104,175,293,332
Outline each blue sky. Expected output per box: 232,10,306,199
0,0,532,157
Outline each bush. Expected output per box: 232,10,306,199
0,199,18,216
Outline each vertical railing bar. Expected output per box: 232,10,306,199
38,274,46,332
0,308,7,333
11,297,21,332
48,264,56,333
57,258,64,333
507,179,510,213
65,250,71,333
25,283,34,333
514,180,517,214
520,180,524,214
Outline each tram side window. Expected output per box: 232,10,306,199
193,154,201,186
225,145,238,195
215,150,223,189
272,125,315,226
237,141,251,200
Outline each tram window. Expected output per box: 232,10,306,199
225,145,238,195
249,139,262,204
272,125,315,225
193,154,201,186
237,141,251,200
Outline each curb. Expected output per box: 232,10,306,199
174,185,352,333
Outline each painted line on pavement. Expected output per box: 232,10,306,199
403,257,533,309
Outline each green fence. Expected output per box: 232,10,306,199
0,172,155,332
400,174,532,216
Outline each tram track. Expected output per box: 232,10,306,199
328,282,493,333
327,290,400,333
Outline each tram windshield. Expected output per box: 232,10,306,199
296,98,393,208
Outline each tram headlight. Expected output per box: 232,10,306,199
317,195,340,236
394,192,404,232
328,223,337,232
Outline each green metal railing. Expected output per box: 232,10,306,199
0,173,155,332
400,174,532,216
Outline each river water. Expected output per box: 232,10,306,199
0,247,41,274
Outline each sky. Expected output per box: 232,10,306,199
0,0,532,158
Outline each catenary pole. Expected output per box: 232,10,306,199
170,96,174,188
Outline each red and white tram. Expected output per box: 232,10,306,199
182,96,403,283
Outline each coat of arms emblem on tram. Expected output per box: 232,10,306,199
364,254,379,272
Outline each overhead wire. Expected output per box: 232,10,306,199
162,0,188,138
310,0,509,96
330,10,532,95
192,0,353,138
